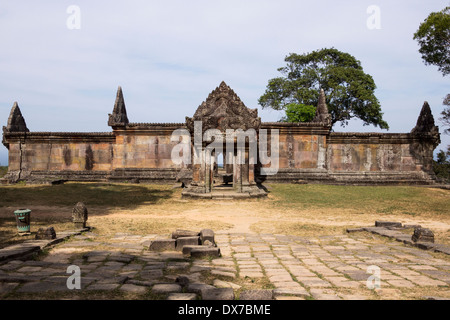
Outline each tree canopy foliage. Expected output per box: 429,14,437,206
413,6,450,76
258,48,389,129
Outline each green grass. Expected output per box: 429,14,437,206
268,184,450,216
0,182,174,208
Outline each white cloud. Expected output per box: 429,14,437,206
0,0,449,165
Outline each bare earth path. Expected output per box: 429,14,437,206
0,184,449,300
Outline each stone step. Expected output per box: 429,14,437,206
182,245,221,258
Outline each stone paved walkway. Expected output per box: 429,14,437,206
0,231,449,300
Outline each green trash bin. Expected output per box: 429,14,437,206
14,209,31,234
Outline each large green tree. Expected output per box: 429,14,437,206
258,48,389,129
414,7,450,138
413,6,450,179
413,6,450,76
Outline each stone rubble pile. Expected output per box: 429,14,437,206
147,229,221,258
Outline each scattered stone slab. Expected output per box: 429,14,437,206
0,245,41,262
0,282,19,295
213,279,241,289
211,270,236,279
35,227,56,240
175,275,190,288
87,283,120,291
346,228,365,233
403,224,422,229
149,239,176,252
172,230,199,239
176,237,200,250
109,253,135,263
423,296,449,300
395,235,414,245
347,223,449,256
152,283,182,294
201,287,235,300
274,296,305,300
186,283,215,294
190,247,221,258
375,221,402,228
434,245,450,255
17,266,43,273
120,284,148,294
126,279,156,287
182,245,205,255
140,269,164,279
239,290,273,300
272,287,309,298
17,281,69,293
415,242,437,251
412,227,434,243
199,229,215,246
167,293,197,300
0,228,89,263
146,229,220,258
97,275,128,285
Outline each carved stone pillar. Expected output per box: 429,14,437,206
204,149,213,193
233,148,243,192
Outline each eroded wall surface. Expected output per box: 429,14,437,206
2,127,438,185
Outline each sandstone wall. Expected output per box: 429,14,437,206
2,125,439,185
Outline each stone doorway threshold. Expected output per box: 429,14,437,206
181,184,267,199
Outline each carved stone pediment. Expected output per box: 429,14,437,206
186,81,261,133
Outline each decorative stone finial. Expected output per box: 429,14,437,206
313,89,331,124
411,101,439,135
4,102,29,133
108,86,129,126
186,81,261,132
72,202,88,229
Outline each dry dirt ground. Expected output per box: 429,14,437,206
0,184,449,242
1,198,449,238
0,183,449,300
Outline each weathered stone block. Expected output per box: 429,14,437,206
272,288,309,298
175,276,190,288
149,239,176,251
375,221,402,228
181,245,205,255
412,227,434,243
199,229,215,245
211,270,236,279
346,228,364,233
188,247,221,258
72,202,88,229
176,237,200,250
213,279,241,289
35,227,56,240
151,283,182,294
167,293,197,300
172,229,199,239
403,224,422,229
201,287,235,300
239,289,273,300
186,283,215,294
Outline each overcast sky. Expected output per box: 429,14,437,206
0,0,449,165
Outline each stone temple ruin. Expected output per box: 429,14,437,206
1,81,441,198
